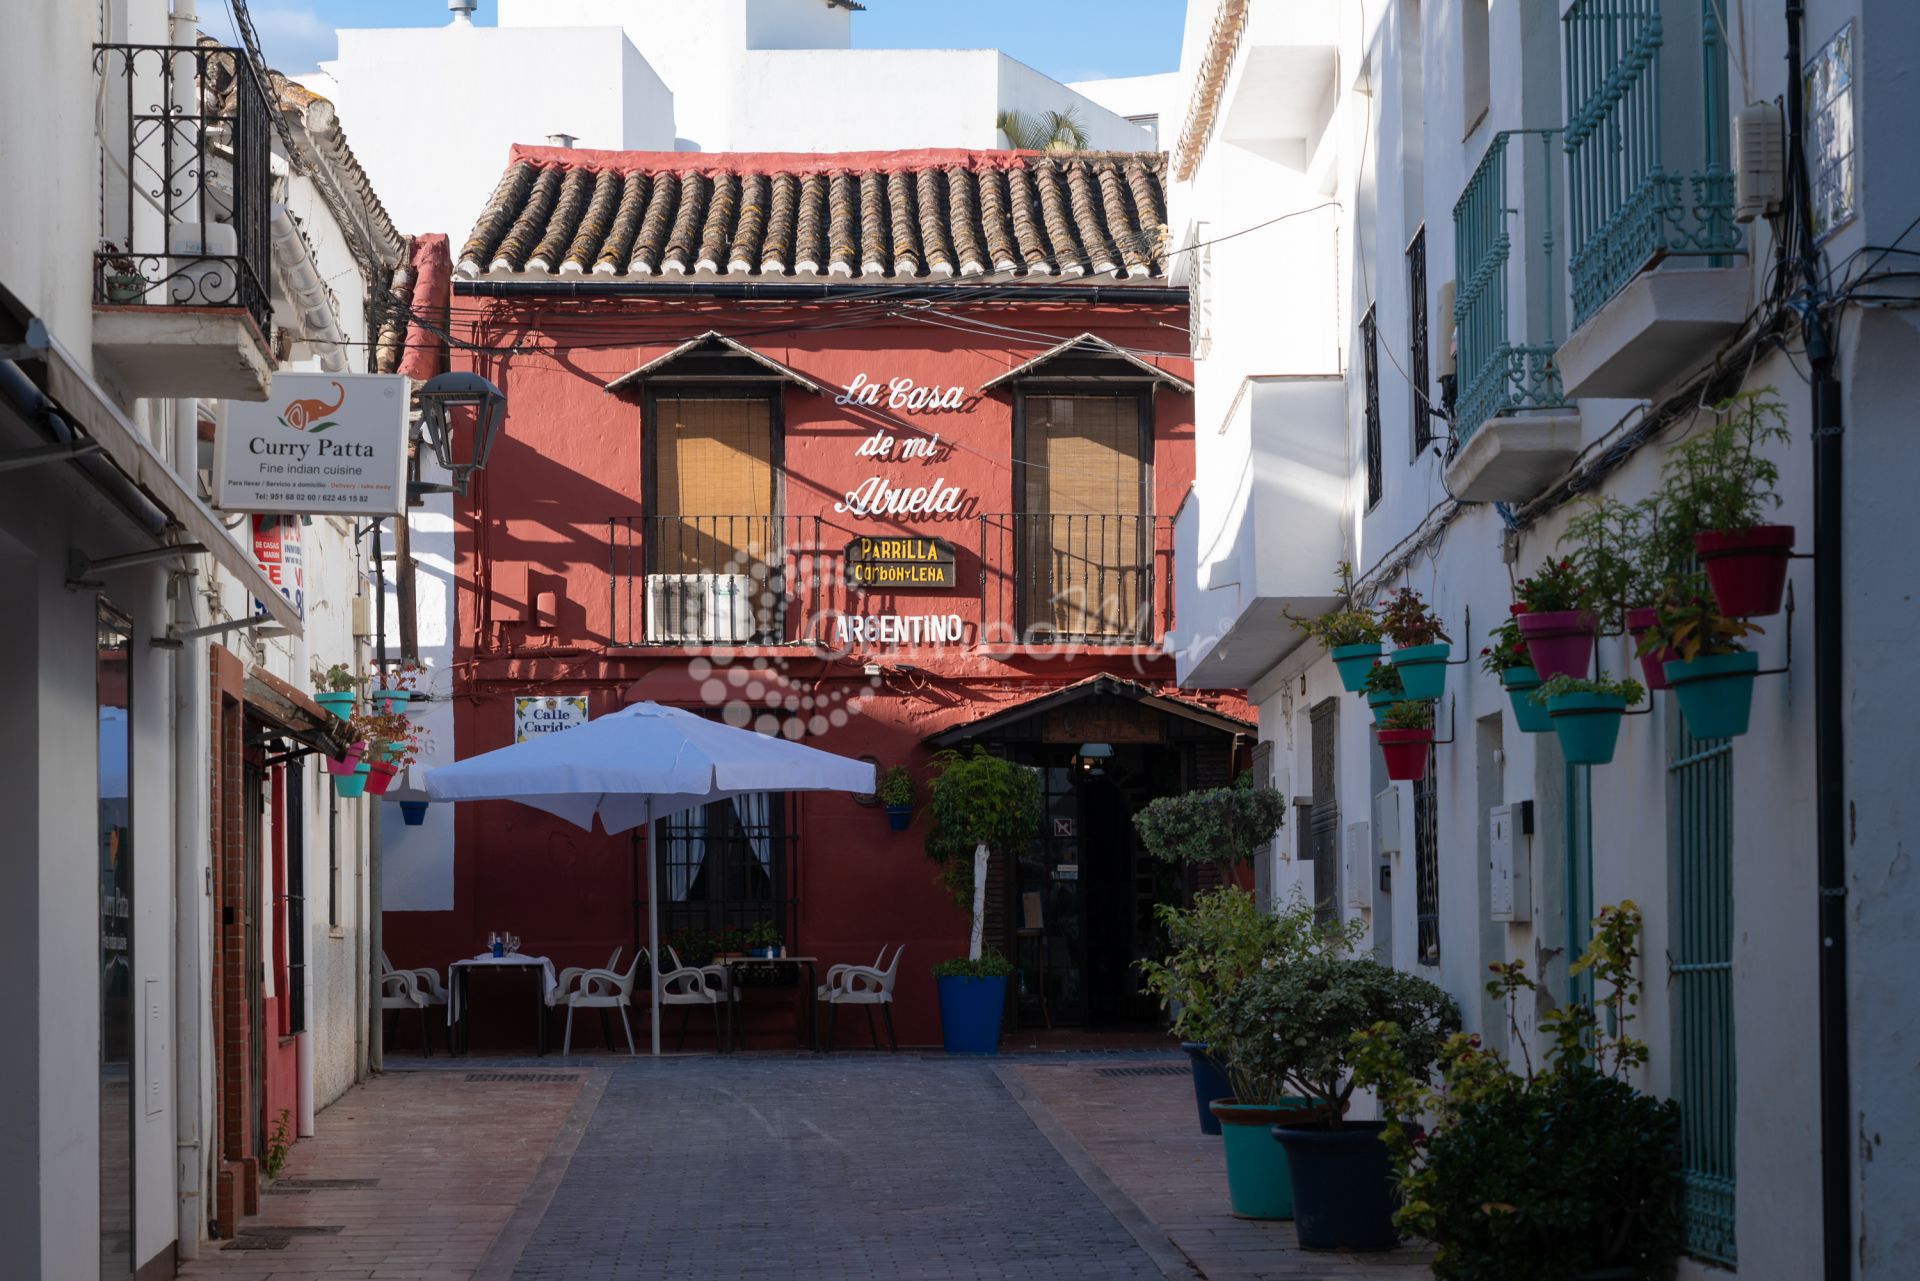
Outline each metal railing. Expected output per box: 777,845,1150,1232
610,515,836,647
1452,129,1571,445
93,43,273,333
979,512,1173,646
1563,0,1740,326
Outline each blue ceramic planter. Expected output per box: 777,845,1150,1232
1366,689,1414,726
397,800,429,826
1502,667,1551,734
1331,643,1384,693
1180,1042,1231,1135
1390,643,1450,701
1213,1100,1311,1219
334,760,372,799
885,804,912,831
936,974,1007,1054
1665,650,1760,739
1546,691,1629,765
314,690,355,720
373,689,412,715
1270,1119,1399,1250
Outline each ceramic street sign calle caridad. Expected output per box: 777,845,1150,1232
215,372,409,515
513,695,589,744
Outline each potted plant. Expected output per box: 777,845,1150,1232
1240,955,1458,1249
334,759,372,800
372,663,420,714
1642,586,1765,739
924,747,1043,1054
312,662,358,720
1532,673,1645,766
100,244,146,304
1202,895,1367,1220
1288,561,1385,693
1361,661,1412,725
877,765,915,831
360,707,421,796
1514,558,1596,680
396,800,430,826
1379,586,1452,700
1660,391,1793,617
1353,903,1682,1280
743,920,783,959
1375,699,1434,783
1481,612,1549,734
1133,774,1288,874
324,739,368,777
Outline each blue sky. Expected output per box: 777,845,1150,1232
206,1,1186,82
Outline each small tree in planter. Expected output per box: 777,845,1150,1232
1133,776,1288,875
1513,557,1596,680
1378,586,1452,700
1287,561,1385,692
1531,673,1645,766
1640,586,1765,739
877,765,916,830
1482,612,1549,733
1230,955,1460,1249
1658,390,1793,617
1375,699,1434,782
924,747,1043,1053
1353,902,1682,1281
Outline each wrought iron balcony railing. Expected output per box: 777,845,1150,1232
1563,0,1740,327
1452,129,1572,446
980,512,1173,647
93,43,273,333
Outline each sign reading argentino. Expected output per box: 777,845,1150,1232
513,695,589,744
215,372,409,515
845,535,956,589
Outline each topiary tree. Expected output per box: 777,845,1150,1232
924,747,1043,961
1133,777,1288,871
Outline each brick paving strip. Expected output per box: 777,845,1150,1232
1010,1060,1437,1281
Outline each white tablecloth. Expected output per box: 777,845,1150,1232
447,954,558,1023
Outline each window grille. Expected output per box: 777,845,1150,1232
1413,764,1439,965
1407,227,1432,456
657,793,798,951
1361,305,1382,510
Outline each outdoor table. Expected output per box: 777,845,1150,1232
720,956,819,1053
447,954,558,1056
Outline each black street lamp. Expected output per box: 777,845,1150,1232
413,371,505,496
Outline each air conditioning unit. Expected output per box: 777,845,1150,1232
645,573,755,644
1733,102,1785,224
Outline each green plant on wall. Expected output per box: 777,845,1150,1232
925,747,1043,961
264,1108,293,1179
877,765,915,808
1132,776,1287,870
1559,496,1646,628
1287,561,1384,649
1656,390,1790,538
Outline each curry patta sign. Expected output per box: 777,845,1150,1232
215,372,409,515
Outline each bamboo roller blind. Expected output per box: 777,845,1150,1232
1021,395,1147,638
653,397,775,580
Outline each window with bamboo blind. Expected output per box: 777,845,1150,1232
648,394,779,636
1018,393,1149,639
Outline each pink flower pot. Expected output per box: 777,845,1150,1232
325,740,368,776
1696,525,1794,617
1517,610,1597,681
1625,607,1679,691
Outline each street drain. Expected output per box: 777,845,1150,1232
268,1178,379,1192
241,1226,343,1236
1094,1065,1188,1079
464,1071,580,1083
222,1238,290,1251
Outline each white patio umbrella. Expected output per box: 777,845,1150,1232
423,701,876,1055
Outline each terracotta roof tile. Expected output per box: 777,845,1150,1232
456,147,1171,283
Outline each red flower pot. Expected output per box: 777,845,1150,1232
1625,607,1679,691
1517,610,1597,681
365,760,400,796
1696,525,1794,617
1377,728,1434,782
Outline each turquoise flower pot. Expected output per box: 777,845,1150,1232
334,760,372,799
1366,689,1413,726
1331,643,1384,693
1211,1099,1312,1219
1665,650,1760,739
1390,643,1450,700
1502,667,1551,734
373,689,412,715
314,690,355,720
1546,691,1628,765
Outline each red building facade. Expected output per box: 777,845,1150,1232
388,148,1251,1047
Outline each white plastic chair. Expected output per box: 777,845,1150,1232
817,944,894,1003
659,946,730,1051
821,945,902,1052
552,946,623,1007
378,963,435,1056
382,950,448,1010
562,952,643,1056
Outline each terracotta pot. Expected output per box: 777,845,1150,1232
1624,607,1679,691
1517,609,1597,681
1696,525,1794,616
1376,727,1434,781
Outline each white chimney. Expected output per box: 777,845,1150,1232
449,0,477,26
547,132,578,150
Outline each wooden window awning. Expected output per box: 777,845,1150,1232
604,332,823,394
243,666,350,759
979,334,1194,394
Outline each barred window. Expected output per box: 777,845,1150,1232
1414,765,1439,965
1362,305,1382,510
657,792,796,947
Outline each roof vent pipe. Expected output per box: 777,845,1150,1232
547,133,578,150
449,0,476,25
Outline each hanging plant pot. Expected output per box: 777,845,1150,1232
372,688,413,715
1376,728,1434,781
1518,610,1598,681
1330,643,1384,693
1366,689,1413,726
314,691,355,720
377,740,406,763
1501,668,1551,734
1696,525,1794,617
397,800,430,827
1665,650,1761,739
324,740,369,776
885,803,912,831
364,760,400,796
1545,691,1629,765
1624,607,1679,691
1389,643,1450,700
334,761,372,800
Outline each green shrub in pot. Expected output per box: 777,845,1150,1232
1352,902,1682,1281
1132,775,1287,873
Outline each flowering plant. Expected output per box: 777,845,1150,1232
1530,673,1645,706
1479,612,1530,675
1376,586,1450,647
358,707,423,768
1287,561,1384,649
1637,583,1763,662
1361,662,1405,697
1513,557,1588,614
